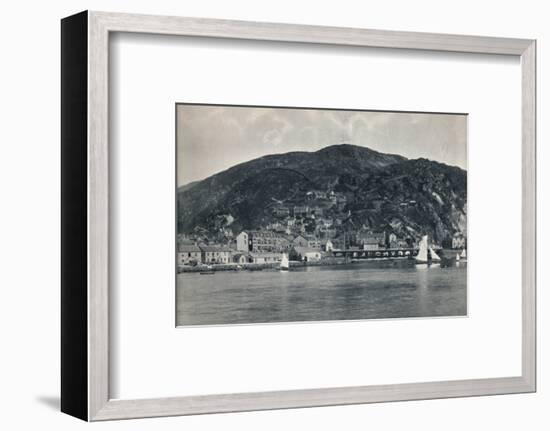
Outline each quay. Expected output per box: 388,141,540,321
178,258,348,273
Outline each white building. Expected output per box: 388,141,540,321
305,235,321,249
236,231,249,252
322,239,334,252
199,245,231,264
293,246,322,262
177,244,202,266
232,253,248,264
249,252,282,264
452,234,466,249
363,239,380,251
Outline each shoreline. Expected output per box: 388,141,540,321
177,249,464,273
177,258,347,273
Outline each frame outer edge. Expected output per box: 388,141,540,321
90,11,532,55
88,11,111,421
92,377,531,421
81,10,537,421
60,10,89,422
521,40,536,391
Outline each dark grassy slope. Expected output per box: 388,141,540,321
177,144,466,244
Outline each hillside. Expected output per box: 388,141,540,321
177,144,466,245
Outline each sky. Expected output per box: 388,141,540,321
177,104,467,187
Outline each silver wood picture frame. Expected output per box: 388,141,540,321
61,10,536,421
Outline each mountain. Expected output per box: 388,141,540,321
177,144,466,245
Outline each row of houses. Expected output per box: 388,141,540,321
264,215,346,237
452,233,467,249
178,244,232,266
182,227,425,257
178,243,323,267
235,231,332,253
273,201,346,219
234,229,410,253
355,231,413,250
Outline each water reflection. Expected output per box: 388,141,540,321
177,262,467,326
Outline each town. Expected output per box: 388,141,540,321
178,188,467,271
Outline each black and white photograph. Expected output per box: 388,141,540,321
176,104,467,326
2,1,542,427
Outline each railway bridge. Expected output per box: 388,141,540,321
331,248,420,260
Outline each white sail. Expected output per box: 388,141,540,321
280,253,289,270
460,249,467,259
456,253,460,261
415,235,429,262
429,247,441,262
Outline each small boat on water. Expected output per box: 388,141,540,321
415,235,430,264
429,246,441,262
415,235,441,265
460,248,467,262
200,265,215,275
280,253,290,271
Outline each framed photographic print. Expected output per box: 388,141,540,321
176,103,468,326
61,11,536,421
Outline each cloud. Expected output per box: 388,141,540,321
262,128,283,147
177,105,466,185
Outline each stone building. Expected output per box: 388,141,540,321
199,245,231,264
177,244,202,266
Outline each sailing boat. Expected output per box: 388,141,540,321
429,246,441,262
280,253,290,271
415,235,429,264
415,236,440,264
460,249,467,262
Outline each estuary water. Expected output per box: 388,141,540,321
176,261,467,326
